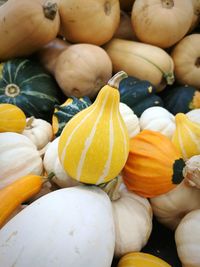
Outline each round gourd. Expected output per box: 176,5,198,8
22,117,53,150
139,106,175,139
131,0,193,48
0,0,60,61
58,0,120,45
172,113,200,160
117,252,171,267
188,0,200,33
119,102,140,138
175,209,200,267
52,96,92,137
119,76,164,117
122,130,185,198
0,103,26,133
0,58,63,122
171,34,200,88
150,181,200,230
54,43,113,99
0,132,43,189
58,71,130,185
104,38,175,91
186,108,200,124
0,185,115,267
159,84,200,115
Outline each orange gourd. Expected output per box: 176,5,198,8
0,174,45,228
122,130,185,198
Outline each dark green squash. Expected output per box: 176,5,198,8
52,96,92,137
0,58,63,122
158,84,200,115
119,76,164,117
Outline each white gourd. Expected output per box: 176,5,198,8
186,108,200,124
0,132,43,189
139,106,175,139
175,209,200,267
119,102,140,138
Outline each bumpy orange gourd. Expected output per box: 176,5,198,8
122,130,184,198
58,71,130,185
0,103,26,133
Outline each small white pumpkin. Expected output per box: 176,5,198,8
150,181,200,230
43,137,78,188
119,102,140,138
139,106,175,139
0,132,43,189
186,108,200,124
175,209,200,267
22,117,53,151
0,185,115,267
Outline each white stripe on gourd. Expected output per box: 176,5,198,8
58,71,129,185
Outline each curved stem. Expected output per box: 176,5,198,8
108,71,128,89
43,1,58,20
99,175,123,201
25,116,35,129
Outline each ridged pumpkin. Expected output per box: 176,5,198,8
122,130,184,198
0,103,26,133
172,113,200,160
58,71,130,185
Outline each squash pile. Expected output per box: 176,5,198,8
0,0,200,266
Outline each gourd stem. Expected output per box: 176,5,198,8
25,116,35,129
42,172,55,185
43,1,58,20
108,71,128,89
5,84,20,97
100,176,123,201
161,0,174,9
182,155,200,189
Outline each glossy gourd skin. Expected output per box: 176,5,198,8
0,103,26,133
159,85,200,115
58,71,130,185
119,76,164,117
52,96,92,137
122,130,184,198
0,58,63,122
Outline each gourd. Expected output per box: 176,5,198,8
119,102,140,138
36,37,71,75
58,0,120,45
54,43,113,99
175,209,200,267
52,96,92,137
119,76,164,117
139,106,175,139
172,113,200,160
0,132,43,189
159,84,200,115
0,0,60,61
0,174,44,229
171,34,200,88
104,179,152,257
104,38,175,91
0,185,115,267
43,137,79,188
117,252,171,267
131,0,193,48
0,58,63,122
0,103,26,133
186,108,200,124
188,0,200,32
22,117,53,150
150,181,200,230
58,71,130,185
122,130,184,198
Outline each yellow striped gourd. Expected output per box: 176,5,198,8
58,71,130,185
0,103,26,133
172,113,200,160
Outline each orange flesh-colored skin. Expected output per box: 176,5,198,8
0,174,43,228
122,130,182,198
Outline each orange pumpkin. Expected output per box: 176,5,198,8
122,130,185,198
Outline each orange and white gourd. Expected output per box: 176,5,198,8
58,71,130,185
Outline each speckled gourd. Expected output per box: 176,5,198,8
58,71,130,185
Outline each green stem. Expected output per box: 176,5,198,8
99,176,123,201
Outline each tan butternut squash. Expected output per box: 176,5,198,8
0,0,60,60
131,0,193,48
104,38,174,91
188,0,200,33
54,44,113,98
57,0,120,45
